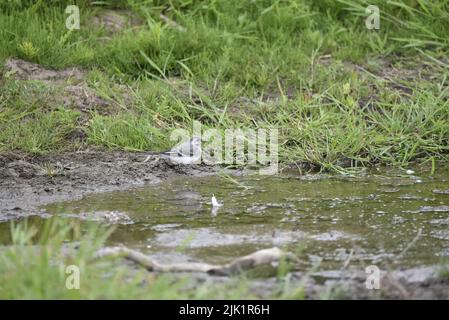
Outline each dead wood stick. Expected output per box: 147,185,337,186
94,246,297,276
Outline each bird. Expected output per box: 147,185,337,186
141,136,202,165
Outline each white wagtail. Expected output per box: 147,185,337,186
141,136,202,165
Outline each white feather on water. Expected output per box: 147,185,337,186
211,194,223,207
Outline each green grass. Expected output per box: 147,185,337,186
0,218,303,299
1,0,449,169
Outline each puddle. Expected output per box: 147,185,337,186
3,169,444,273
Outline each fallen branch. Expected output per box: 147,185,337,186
94,246,298,276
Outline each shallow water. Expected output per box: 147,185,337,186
8,168,449,271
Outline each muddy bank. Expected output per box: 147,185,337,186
94,245,449,299
181,265,449,299
86,244,449,299
304,266,449,299
0,150,226,221
2,151,449,299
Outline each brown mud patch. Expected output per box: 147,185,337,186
345,56,443,108
4,58,85,82
314,55,445,111
3,58,121,120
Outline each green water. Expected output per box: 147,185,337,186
33,169,449,270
